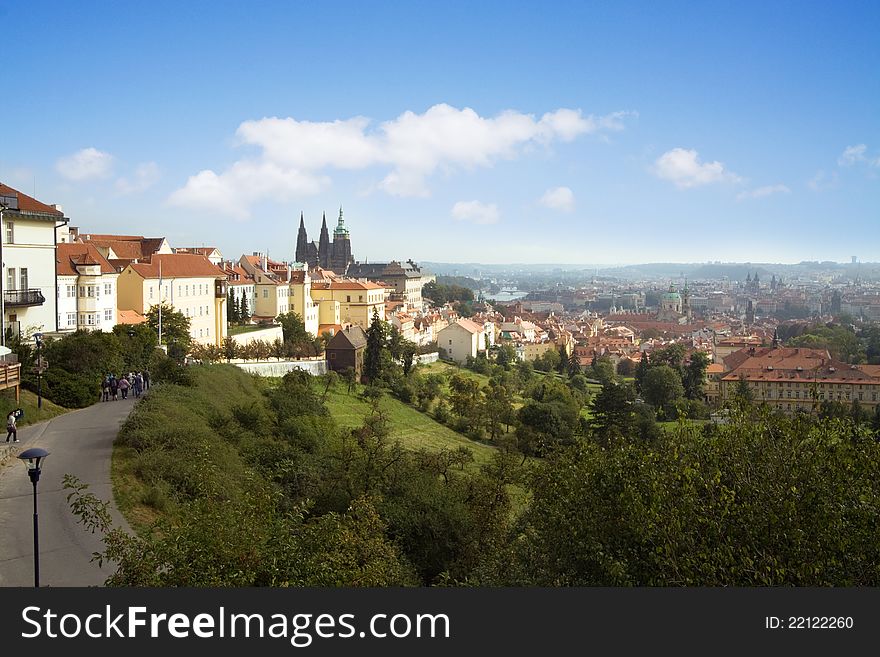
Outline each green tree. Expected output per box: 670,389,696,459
400,339,418,376
363,309,389,383
500,411,880,586
239,294,250,322
111,323,158,371
482,380,515,441
733,375,754,406
641,365,684,418
683,351,709,400
146,302,192,359
589,380,636,445
635,351,649,393
650,343,687,371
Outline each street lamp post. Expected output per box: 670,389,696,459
34,333,43,409
17,447,49,588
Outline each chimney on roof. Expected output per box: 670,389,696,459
261,253,268,272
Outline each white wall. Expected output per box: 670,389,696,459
230,325,283,346
235,359,327,377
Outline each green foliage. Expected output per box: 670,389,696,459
589,380,636,445
532,347,561,372
422,281,475,306
363,309,390,383
111,323,158,371
499,411,880,585
36,368,98,408
788,323,865,363
683,351,709,400
146,302,192,358
641,365,685,419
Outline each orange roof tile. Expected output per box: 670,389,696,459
56,243,116,276
117,310,147,325
329,280,385,291
128,254,226,279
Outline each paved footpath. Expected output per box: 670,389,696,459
0,396,136,587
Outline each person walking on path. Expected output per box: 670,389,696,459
118,376,130,400
143,369,150,391
6,409,18,442
133,372,143,398
101,376,110,402
110,375,119,401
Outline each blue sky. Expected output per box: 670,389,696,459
2,0,878,265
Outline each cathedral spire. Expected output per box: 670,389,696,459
295,210,310,264
318,211,331,269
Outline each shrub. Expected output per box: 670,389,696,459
30,368,98,408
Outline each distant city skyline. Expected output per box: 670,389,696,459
2,1,878,264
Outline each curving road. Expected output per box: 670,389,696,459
0,396,136,587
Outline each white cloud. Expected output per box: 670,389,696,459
837,143,880,168
838,144,867,166
168,161,329,219
653,148,741,188
451,200,499,225
539,186,575,212
56,147,114,181
736,184,790,201
170,104,632,214
115,162,161,194
808,170,840,192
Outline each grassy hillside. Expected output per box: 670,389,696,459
112,364,271,529
318,380,497,468
0,388,69,427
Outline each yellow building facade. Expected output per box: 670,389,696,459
117,254,228,346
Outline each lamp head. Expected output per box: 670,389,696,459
18,447,49,472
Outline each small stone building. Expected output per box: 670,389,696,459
325,325,367,380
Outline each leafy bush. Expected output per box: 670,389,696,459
30,368,99,408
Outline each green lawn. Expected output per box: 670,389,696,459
0,388,69,427
228,323,275,336
320,381,497,468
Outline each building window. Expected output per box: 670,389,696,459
5,222,13,244
347,295,351,302
104,309,113,321
149,286,154,299
105,283,112,295
263,289,268,298
185,285,189,296
6,268,15,291
67,284,76,297
67,313,77,327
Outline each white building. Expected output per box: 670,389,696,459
436,318,486,364
56,243,119,332
0,184,67,338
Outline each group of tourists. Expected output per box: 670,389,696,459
101,371,149,402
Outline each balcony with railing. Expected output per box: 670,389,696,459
3,288,45,306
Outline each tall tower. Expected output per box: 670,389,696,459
330,205,353,274
295,212,310,264
318,212,331,269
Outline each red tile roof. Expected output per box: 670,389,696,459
117,310,147,325
329,280,385,291
0,183,64,216
127,254,226,279
450,318,484,334
56,243,116,276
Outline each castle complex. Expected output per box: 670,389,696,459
295,207,354,274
